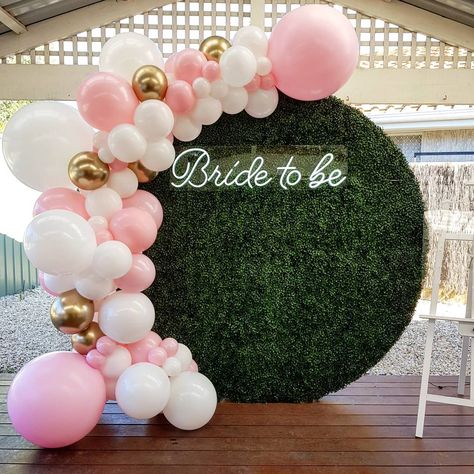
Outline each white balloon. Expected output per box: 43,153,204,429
101,346,132,379
116,363,171,419
192,77,211,98
210,79,229,99
220,45,257,88
163,357,182,377
233,26,268,57
93,131,108,150
99,292,155,344
256,56,272,76
172,116,202,142
92,241,132,279
98,146,115,164
108,125,146,163
99,32,165,82
85,188,122,220
107,168,138,198
24,210,96,275
141,139,176,172
221,87,248,115
75,271,115,300
88,215,108,232
43,273,75,294
191,97,223,126
134,100,174,141
2,102,93,191
163,372,217,430
245,87,279,119
175,344,193,369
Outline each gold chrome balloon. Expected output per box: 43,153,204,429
128,161,158,183
71,322,104,355
199,36,231,62
68,152,109,190
50,289,94,335
132,65,168,101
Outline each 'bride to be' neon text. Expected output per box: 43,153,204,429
171,148,346,190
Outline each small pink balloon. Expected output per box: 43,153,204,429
165,52,177,73
96,336,117,356
38,271,59,297
7,352,106,448
127,331,162,364
245,75,261,93
122,190,163,229
33,188,88,219
148,346,168,366
174,49,207,84
268,5,359,101
104,377,117,401
187,360,199,372
160,337,178,357
114,253,156,292
95,229,114,245
109,159,128,171
77,72,139,131
260,73,276,90
165,80,196,114
202,61,220,82
109,207,157,253
86,350,106,369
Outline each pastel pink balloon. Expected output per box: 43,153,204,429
95,229,114,245
109,159,128,171
104,377,117,401
165,52,177,73
122,190,163,229
96,336,117,355
7,352,106,448
86,349,106,369
38,271,59,297
160,337,178,357
109,207,157,253
260,73,276,90
245,75,261,93
114,253,156,292
148,346,168,366
165,80,196,114
188,360,199,372
174,49,207,84
33,188,88,219
202,61,220,82
167,133,174,144
268,5,358,101
127,331,162,364
77,72,139,131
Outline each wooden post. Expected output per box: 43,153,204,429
250,0,265,29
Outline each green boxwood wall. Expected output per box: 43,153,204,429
144,93,425,402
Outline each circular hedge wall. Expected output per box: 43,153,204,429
144,93,425,402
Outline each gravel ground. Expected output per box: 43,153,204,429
0,288,470,375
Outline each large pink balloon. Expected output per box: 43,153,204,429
77,72,139,131
165,80,196,114
33,187,88,219
114,253,156,292
109,207,157,253
7,352,106,448
122,190,163,229
268,5,358,101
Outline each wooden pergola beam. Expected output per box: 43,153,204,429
0,65,473,105
0,6,26,34
337,0,474,50
0,0,177,58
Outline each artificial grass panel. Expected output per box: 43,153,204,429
144,93,425,402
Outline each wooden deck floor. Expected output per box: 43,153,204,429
1,374,474,473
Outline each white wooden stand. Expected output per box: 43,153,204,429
415,231,474,438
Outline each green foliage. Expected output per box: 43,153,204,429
0,100,30,133
144,94,425,402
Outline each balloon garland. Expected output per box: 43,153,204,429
4,5,358,448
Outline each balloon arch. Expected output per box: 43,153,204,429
4,5,358,447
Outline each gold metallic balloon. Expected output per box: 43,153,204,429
132,65,168,101
68,152,109,190
71,322,104,355
128,161,158,183
199,35,231,62
50,289,94,335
